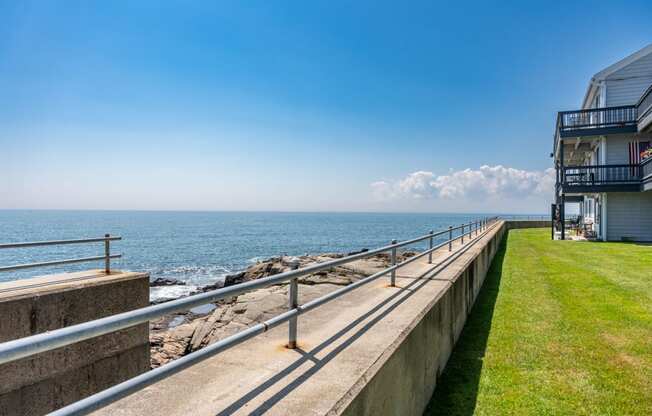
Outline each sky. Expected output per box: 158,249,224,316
1,1,651,213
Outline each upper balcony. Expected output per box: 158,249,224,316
556,106,638,139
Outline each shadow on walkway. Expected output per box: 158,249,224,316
423,235,508,416
215,236,488,416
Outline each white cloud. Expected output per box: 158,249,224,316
373,165,555,201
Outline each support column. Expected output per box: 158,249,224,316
559,140,565,240
561,193,566,240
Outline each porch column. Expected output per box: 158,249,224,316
561,193,566,240
560,140,565,240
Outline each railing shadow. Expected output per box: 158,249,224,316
423,233,507,416
215,275,429,416
214,234,490,416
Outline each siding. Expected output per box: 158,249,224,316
606,134,632,164
605,51,652,106
606,133,652,165
606,192,652,241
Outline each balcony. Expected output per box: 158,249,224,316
556,106,638,140
562,164,642,193
642,157,652,191
637,85,652,132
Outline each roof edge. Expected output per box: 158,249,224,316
581,43,652,109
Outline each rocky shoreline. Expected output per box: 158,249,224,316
148,250,417,368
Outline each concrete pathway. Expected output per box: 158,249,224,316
93,225,499,416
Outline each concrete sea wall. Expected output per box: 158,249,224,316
0,270,150,416
339,222,509,415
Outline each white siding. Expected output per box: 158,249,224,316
605,51,652,106
606,192,652,241
606,133,652,164
605,135,632,164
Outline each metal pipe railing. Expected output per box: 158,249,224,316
0,217,500,416
0,235,121,274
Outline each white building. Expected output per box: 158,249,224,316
553,43,652,241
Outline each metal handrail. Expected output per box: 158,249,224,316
498,215,549,221
0,235,121,274
636,84,652,122
0,218,499,416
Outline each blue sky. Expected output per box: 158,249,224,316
1,1,651,213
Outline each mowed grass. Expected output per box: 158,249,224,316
425,228,652,416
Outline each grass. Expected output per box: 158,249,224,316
424,228,652,416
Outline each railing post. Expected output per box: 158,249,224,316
428,230,433,264
461,225,464,244
448,226,453,251
390,239,397,287
104,234,111,274
288,277,298,349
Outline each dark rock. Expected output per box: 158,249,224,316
150,277,186,287
224,271,247,287
347,248,369,256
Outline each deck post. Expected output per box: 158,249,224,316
561,194,566,240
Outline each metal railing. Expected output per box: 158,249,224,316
553,106,638,155
637,85,652,126
498,215,549,221
0,217,499,416
0,235,121,274
562,164,641,186
558,106,638,132
642,157,652,181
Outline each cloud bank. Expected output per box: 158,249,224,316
372,165,555,202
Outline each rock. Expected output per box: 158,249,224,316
347,248,369,256
150,277,186,287
148,249,423,368
282,256,301,269
223,272,247,286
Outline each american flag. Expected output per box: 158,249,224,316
629,141,651,165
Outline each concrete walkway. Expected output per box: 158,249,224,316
94,225,501,416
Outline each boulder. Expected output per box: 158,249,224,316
150,277,186,287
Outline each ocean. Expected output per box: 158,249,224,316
0,210,533,300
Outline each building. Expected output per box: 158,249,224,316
553,43,652,241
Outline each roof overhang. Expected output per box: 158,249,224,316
581,43,652,109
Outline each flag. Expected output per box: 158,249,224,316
629,141,641,165
629,141,651,177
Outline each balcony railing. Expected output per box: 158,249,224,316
562,164,641,190
557,106,638,136
642,157,652,181
637,85,652,131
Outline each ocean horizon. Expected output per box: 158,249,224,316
0,210,542,300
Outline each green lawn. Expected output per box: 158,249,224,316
425,228,652,416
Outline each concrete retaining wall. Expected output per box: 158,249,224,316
340,223,507,416
506,220,551,230
0,270,150,416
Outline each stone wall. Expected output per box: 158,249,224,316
0,270,150,416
